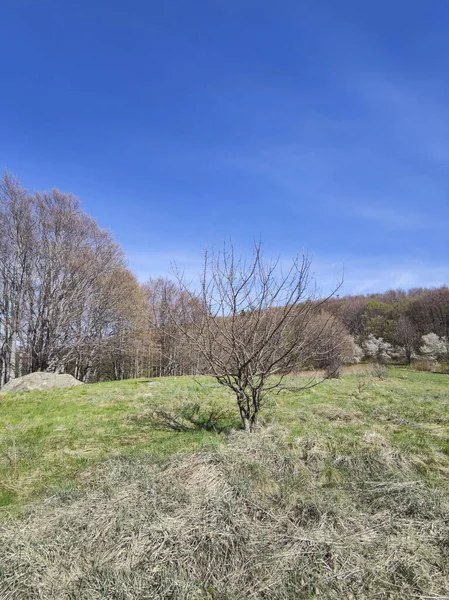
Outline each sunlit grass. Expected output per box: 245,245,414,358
1,368,448,515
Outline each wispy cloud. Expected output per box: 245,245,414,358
313,257,449,296
127,247,449,298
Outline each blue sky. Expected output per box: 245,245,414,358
1,0,448,295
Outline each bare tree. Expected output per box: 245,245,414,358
394,316,419,365
0,172,144,387
304,310,352,377
143,277,205,376
0,173,34,385
143,278,184,376
26,189,126,374
170,243,342,432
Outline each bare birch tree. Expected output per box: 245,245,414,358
0,173,34,385
0,172,144,386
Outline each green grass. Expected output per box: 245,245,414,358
1,368,449,515
1,367,449,599
0,377,234,513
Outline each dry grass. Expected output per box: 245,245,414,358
1,427,448,600
291,364,370,379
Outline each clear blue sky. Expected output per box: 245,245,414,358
1,0,448,295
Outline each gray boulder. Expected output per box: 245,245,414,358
1,372,83,393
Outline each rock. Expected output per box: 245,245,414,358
1,372,83,393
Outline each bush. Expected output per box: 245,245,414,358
420,333,449,362
344,336,364,364
413,359,437,373
368,362,390,379
140,397,237,433
363,335,398,363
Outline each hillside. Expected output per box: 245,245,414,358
1,368,449,598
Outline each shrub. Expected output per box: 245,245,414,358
413,359,437,373
363,335,394,363
368,362,390,379
342,336,364,364
420,333,449,362
141,397,237,433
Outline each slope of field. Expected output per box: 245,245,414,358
0,377,235,511
1,368,448,599
1,368,448,513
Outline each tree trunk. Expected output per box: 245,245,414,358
9,331,17,380
242,416,251,433
406,350,412,365
238,395,257,433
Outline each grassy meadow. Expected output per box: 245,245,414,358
1,367,449,598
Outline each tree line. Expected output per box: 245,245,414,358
327,287,449,364
0,172,142,386
1,172,448,391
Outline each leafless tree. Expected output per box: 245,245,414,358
0,172,144,387
170,242,342,432
143,277,204,376
25,189,126,374
303,310,352,377
394,316,419,364
0,173,34,385
143,278,184,376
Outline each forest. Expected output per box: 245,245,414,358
1,171,448,388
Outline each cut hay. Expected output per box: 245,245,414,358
1,428,448,599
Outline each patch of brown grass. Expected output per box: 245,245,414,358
312,404,363,423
